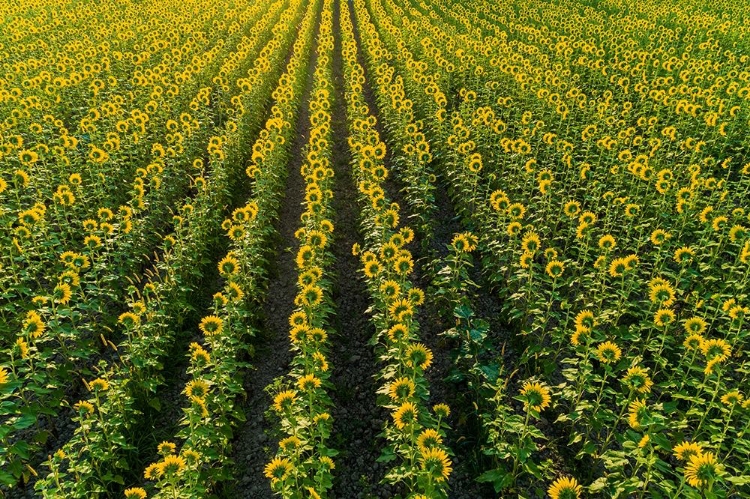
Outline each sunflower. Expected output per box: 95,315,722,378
420,447,452,482
684,317,707,336
143,462,162,481
289,311,308,327
521,232,541,253
507,221,522,236
74,400,95,415
23,311,45,338
226,282,244,302
649,283,676,307
622,366,653,394
417,428,443,452
118,312,140,328
574,310,595,332
297,374,322,392
520,381,551,412
519,252,534,269
279,435,302,452
720,390,743,406
548,476,582,499
684,452,724,488
673,441,703,461
650,229,670,245
406,343,433,370
158,455,186,476
185,379,209,400
389,299,414,322
545,260,565,278
218,255,240,276
595,341,622,364
608,257,628,277
0,367,10,388
14,338,29,359
88,378,109,392
380,280,401,301
124,488,146,499
393,255,414,276
158,441,176,455
700,338,731,362
387,323,410,343
654,308,676,327
363,260,381,278
306,327,327,342
299,285,323,308
628,399,648,429
388,377,416,401
563,200,581,218
263,457,294,483
393,401,418,429
508,203,526,220
683,334,704,351
408,288,425,306
199,315,223,336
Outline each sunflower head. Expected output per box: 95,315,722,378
684,452,724,489
393,401,418,430
595,341,622,364
548,476,582,499
406,343,433,370
673,441,703,461
420,447,452,482
520,381,551,412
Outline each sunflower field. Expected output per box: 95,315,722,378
1,0,749,497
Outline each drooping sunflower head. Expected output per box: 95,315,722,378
406,343,433,370
545,260,565,279
124,487,147,499
199,315,223,336
520,381,551,412
420,447,452,482
595,341,622,364
622,366,653,394
279,435,302,453
387,323,410,343
273,390,297,413
297,374,322,392
673,441,703,461
218,255,240,276
720,390,743,406
684,317,708,336
700,338,731,362
654,308,676,328
628,399,649,430
88,377,109,392
684,452,723,489
547,476,582,499
157,441,176,456
185,379,209,400
388,377,416,401
392,401,418,430
416,428,443,452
